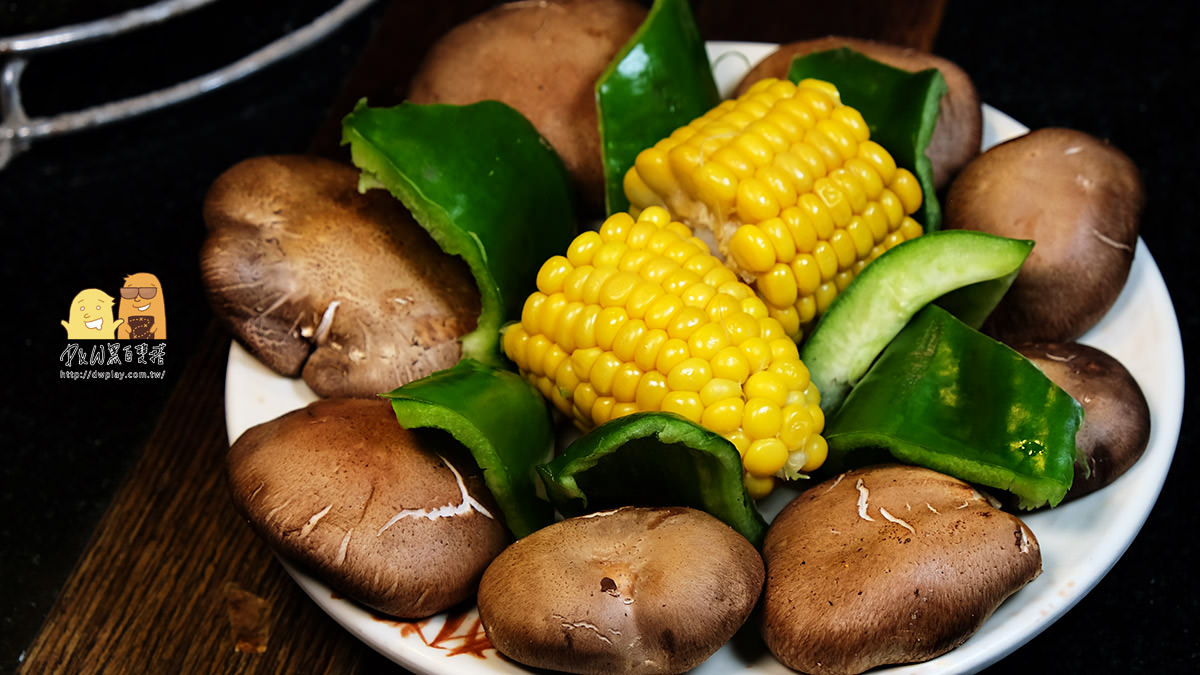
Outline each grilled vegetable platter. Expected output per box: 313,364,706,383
211,1,1183,673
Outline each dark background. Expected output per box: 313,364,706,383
2,0,1195,672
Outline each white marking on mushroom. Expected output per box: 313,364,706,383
1064,145,1083,155
956,500,971,509
551,614,620,644
580,509,622,519
392,296,413,306
299,504,333,537
313,300,340,345
259,289,296,318
335,530,352,566
926,503,940,515
1018,527,1031,554
249,483,264,501
1075,174,1095,190
879,507,915,534
266,498,293,521
855,479,875,522
1089,226,1135,252
376,456,494,535
825,473,846,494
1042,351,1076,363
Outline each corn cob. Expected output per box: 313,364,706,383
503,206,828,498
623,77,925,340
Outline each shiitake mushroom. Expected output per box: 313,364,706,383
407,0,647,213
762,465,1041,675
1018,341,1151,501
944,127,1145,345
477,506,763,675
200,155,480,398
226,398,510,618
733,35,982,190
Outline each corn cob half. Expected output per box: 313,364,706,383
624,77,925,340
503,206,827,498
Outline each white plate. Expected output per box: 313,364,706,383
224,41,1185,675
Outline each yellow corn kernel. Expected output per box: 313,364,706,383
589,352,623,397
661,391,704,423
634,370,669,410
632,327,669,372
688,322,729,360
744,474,775,500
611,318,646,363
744,438,789,477
813,241,839,281
758,263,798,309
702,397,745,434
655,337,691,374
900,216,924,241
611,362,643,403
759,217,796,262
736,177,781,223
790,254,821,297
729,224,776,274
711,345,750,382
536,256,572,295
644,293,684,330
890,168,923,214
739,336,773,374
744,370,789,407
800,433,828,473
699,378,743,407
667,357,713,392
680,281,716,310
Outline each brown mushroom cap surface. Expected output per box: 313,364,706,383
733,36,982,190
201,155,480,398
477,506,763,674
1019,342,1151,501
944,127,1144,345
762,464,1041,675
226,398,509,618
407,0,647,213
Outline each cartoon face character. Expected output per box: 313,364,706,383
62,289,123,339
118,272,166,340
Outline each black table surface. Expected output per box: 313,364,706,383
2,1,1196,673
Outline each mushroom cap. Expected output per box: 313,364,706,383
201,155,480,398
734,35,982,190
226,398,510,618
477,506,764,674
406,0,647,213
762,464,1041,675
1018,342,1151,501
944,127,1144,344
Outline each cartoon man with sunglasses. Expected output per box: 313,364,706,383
117,272,166,340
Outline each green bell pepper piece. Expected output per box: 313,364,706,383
538,412,767,546
382,358,556,538
824,305,1082,509
597,0,720,215
342,100,577,367
801,230,1033,417
788,48,947,230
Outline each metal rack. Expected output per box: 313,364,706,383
0,0,377,169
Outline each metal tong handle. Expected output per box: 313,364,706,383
1,0,378,169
